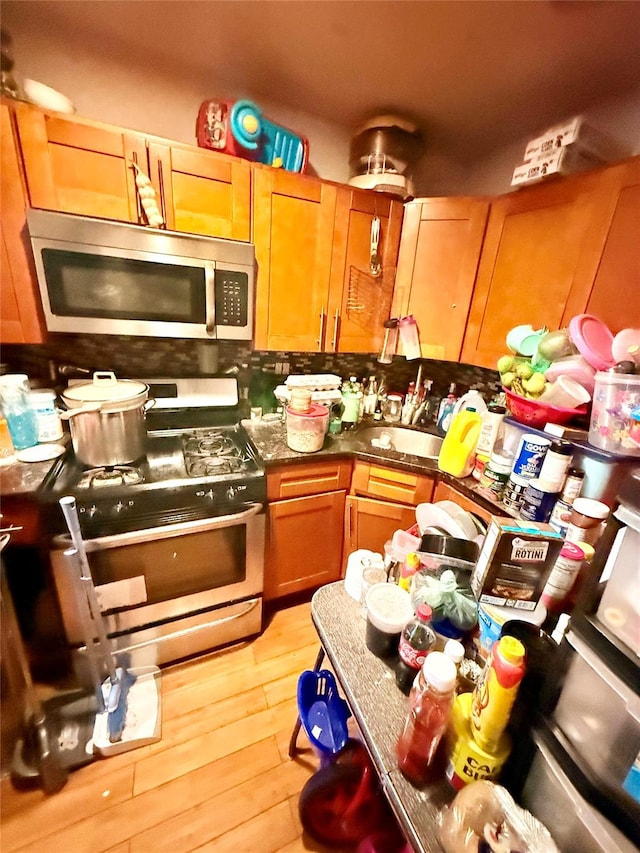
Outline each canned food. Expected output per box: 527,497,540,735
511,433,551,481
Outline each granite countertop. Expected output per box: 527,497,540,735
242,417,508,516
0,437,69,497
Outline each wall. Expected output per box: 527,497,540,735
4,5,639,196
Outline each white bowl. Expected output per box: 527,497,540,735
23,79,75,114
433,500,479,540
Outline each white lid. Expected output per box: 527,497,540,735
444,639,465,664
365,583,412,633
30,388,56,400
572,498,610,520
63,372,148,404
0,373,29,385
422,651,457,692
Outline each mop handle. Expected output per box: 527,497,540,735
59,496,117,681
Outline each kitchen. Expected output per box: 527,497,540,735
1,2,640,851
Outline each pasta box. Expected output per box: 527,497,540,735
471,516,564,610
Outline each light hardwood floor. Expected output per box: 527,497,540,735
1,601,340,853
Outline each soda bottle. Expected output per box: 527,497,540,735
470,635,525,752
395,603,437,695
396,651,457,785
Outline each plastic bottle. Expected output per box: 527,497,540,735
450,389,488,420
399,551,422,592
470,635,526,753
363,376,378,416
537,439,573,494
437,408,482,477
0,374,39,450
395,603,437,695
0,412,16,464
472,403,506,480
436,383,459,435
540,541,586,612
396,651,457,785
340,376,362,430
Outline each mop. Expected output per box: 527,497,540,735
59,497,161,757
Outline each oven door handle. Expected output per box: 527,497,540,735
52,502,265,551
87,597,262,656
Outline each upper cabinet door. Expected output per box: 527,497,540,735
562,156,640,332
146,141,251,241
253,166,337,351
327,188,403,353
1,103,46,344
460,167,614,369
14,102,144,222
392,197,489,361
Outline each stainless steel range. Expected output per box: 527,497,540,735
41,377,266,672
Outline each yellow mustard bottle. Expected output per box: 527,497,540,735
470,635,526,752
437,409,482,478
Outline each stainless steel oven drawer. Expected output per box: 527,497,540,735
72,596,262,680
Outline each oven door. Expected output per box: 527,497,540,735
50,503,265,657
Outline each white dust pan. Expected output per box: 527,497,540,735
92,665,162,757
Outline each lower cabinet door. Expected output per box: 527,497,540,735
345,495,417,557
265,490,346,600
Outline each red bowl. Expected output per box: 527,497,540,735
503,388,589,430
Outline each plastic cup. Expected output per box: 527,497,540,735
539,374,591,409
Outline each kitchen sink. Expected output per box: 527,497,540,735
352,425,443,459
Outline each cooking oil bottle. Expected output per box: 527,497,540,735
470,635,526,752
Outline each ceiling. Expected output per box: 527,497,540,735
4,0,640,165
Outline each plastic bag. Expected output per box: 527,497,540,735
410,568,478,630
438,780,559,853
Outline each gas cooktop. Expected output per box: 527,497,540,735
38,378,267,538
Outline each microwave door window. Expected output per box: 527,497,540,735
43,249,207,323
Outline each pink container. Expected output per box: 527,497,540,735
545,354,596,395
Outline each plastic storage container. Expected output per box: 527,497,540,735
285,402,329,452
364,583,413,659
589,371,640,456
0,374,39,450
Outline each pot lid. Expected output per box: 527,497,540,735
63,371,148,403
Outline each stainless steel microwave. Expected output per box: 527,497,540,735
27,209,255,340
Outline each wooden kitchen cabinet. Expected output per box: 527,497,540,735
346,461,435,554
461,155,640,369
392,196,489,361
13,101,251,240
264,459,351,600
433,480,493,525
0,103,46,343
253,167,403,352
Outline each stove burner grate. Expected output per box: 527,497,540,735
181,429,250,478
78,465,145,489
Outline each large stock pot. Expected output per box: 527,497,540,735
60,372,153,466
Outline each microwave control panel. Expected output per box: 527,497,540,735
214,271,248,326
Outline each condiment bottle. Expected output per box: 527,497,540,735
395,603,437,696
549,468,585,535
537,439,573,493
396,651,457,785
470,635,525,753
399,551,421,592
540,541,586,613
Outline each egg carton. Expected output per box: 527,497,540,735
275,385,342,406
284,374,342,391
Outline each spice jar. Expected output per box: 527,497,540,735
537,439,573,493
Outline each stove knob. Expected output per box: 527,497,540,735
226,486,236,500
114,501,125,513
87,505,98,518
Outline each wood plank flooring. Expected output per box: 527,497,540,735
0,601,340,853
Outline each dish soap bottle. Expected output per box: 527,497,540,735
436,383,459,435
437,409,482,477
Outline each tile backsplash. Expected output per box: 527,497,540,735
2,335,501,409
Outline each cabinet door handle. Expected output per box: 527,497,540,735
332,309,340,351
318,308,326,349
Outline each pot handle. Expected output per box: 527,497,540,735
144,399,156,412
91,371,118,386
59,401,102,420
